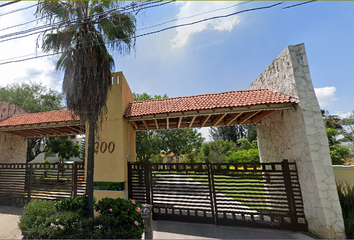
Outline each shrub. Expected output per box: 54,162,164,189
55,194,94,218
18,199,57,239
95,198,145,239
19,197,144,239
337,181,354,239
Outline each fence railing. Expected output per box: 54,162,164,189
128,160,307,230
0,162,85,206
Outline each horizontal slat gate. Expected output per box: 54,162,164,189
150,163,215,224
211,161,306,230
128,160,307,231
0,163,86,206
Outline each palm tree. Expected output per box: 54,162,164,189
36,1,136,217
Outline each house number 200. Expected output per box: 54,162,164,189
94,141,115,153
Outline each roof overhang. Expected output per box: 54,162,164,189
0,121,85,139
125,103,295,131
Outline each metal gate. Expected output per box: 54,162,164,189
128,160,307,231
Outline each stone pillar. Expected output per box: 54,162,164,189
85,72,136,201
0,100,28,163
249,44,345,238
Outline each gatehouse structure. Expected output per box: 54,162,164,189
0,43,345,238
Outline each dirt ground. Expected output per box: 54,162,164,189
0,206,23,239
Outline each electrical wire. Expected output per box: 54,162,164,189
138,0,253,32
283,1,316,10
0,1,172,43
0,3,37,17
0,2,282,66
0,1,20,9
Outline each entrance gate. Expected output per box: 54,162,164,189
128,160,307,231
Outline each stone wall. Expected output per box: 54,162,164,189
0,99,28,120
0,132,27,163
250,44,345,238
0,100,28,163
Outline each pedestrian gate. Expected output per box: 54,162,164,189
128,160,307,231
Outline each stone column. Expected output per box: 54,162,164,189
249,44,345,239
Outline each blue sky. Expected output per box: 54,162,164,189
0,1,353,139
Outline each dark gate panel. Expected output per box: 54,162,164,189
0,162,86,206
150,163,215,224
129,160,307,231
210,161,307,230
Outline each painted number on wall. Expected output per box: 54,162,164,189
94,141,115,153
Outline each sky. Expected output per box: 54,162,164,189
0,1,353,141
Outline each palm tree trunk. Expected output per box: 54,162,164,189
87,122,95,218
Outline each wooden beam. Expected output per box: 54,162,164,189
225,113,243,125
154,119,159,130
131,121,138,130
200,115,211,127
189,116,196,128
177,117,183,129
212,114,227,126
251,110,277,123
238,111,261,124
142,120,149,131
166,118,169,130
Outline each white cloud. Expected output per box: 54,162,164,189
198,127,211,142
171,1,240,48
0,2,63,92
314,86,337,108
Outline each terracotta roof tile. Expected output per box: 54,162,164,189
124,89,298,118
0,110,79,127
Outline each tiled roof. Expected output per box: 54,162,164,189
0,110,79,128
124,89,298,118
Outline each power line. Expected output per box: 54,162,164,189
138,1,253,32
0,1,20,9
283,1,316,10
0,2,36,17
0,1,173,43
0,2,282,66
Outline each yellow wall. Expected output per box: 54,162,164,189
333,165,354,186
85,72,136,199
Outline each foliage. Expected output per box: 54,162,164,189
19,197,144,239
337,181,354,239
18,199,57,239
93,181,124,191
0,82,65,113
159,128,204,157
200,139,237,163
45,136,80,164
226,149,259,163
210,125,246,144
209,125,258,144
134,93,204,162
322,110,353,164
183,150,202,163
150,154,164,163
134,92,168,101
94,198,145,239
36,0,137,217
136,130,163,162
55,194,93,218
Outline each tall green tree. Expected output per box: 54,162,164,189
36,1,136,217
322,110,352,164
200,139,237,163
134,93,204,162
45,136,80,164
210,125,257,144
0,82,65,113
0,82,66,162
